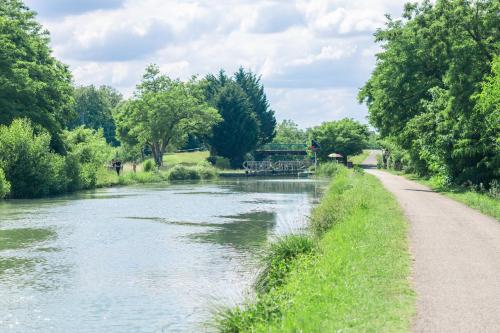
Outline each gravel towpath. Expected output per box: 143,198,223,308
363,150,500,332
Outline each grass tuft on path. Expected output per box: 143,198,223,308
216,168,414,332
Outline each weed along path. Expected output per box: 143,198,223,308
363,151,500,332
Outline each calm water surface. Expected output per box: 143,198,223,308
0,178,325,333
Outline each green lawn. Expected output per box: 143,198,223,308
217,169,414,332
348,149,370,164
163,151,209,166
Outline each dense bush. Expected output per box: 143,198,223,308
0,119,112,198
0,168,11,199
167,163,217,181
0,119,68,198
143,159,155,172
195,162,217,179
62,127,112,190
167,165,201,181
316,162,343,177
207,156,231,169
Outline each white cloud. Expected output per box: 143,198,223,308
26,0,407,127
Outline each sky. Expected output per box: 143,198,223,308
24,0,407,128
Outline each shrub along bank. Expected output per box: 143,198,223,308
0,119,218,199
217,166,414,332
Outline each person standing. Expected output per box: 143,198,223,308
114,160,122,176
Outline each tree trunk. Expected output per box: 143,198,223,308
151,142,162,167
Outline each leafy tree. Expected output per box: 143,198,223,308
0,0,74,153
62,126,113,190
272,119,306,144
71,85,122,145
0,167,10,198
234,67,276,145
0,119,67,198
359,0,499,185
208,82,259,168
309,119,369,162
205,69,277,155
114,65,221,167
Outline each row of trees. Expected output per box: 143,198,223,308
359,0,499,186
273,119,371,163
112,66,277,169
0,0,280,197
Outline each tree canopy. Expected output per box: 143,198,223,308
359,0,499,185
234,67,276,145
272,119,307,144
208,81,259,168
114,65,221,167
71,85,122,146
0,0,74,153
205,69,276,165
309,119,369,162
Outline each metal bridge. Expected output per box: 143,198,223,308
242,160,310,175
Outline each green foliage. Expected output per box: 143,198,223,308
0,0,74,153
114,64,221,167
166,163,217,181
315,162,343,178
207,155,232,169
62,126,113,190
0,119,113,198
255,235,314,294
216,171,414,332
309,118,369,162
71,85,122,145
208,81,259,168
359,0,500,186
166,165,201,181
143,159,154,172
0,119,67,198
115,143,143,163
195,162,217,179
0,167,11,198
205,69,277,166
234,67,276,145
272,119,306,144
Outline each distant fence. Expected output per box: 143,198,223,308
243,160,310,174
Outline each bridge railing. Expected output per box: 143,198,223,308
243,160,310,173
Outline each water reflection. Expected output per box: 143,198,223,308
190,211,276,250
0,178,325,333
0,228,56,251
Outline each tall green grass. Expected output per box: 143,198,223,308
216,168,414,332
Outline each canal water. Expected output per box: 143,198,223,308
0,178,325,333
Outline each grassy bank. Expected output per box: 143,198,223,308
163,150,209,166
387,171,500,220
217,167,414,332
349,149,370,165
96,161,217,188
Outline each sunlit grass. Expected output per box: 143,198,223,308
216,169,414,332
163,151,210,166
348,149,370,164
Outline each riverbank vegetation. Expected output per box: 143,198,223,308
359,0,499,191
216,166,414,332
0,1,276,199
